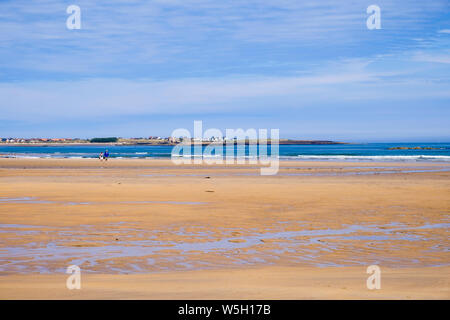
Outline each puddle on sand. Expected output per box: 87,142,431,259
281,168,450,176
0,222,448,273
0,197,53,204
0,197,206,206
141,168,450,178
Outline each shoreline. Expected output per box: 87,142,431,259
1,157,450,166
1,155,450,163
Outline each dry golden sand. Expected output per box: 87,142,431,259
0,158,449,299
1,266,449,299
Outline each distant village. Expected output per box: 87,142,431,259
1,138,84,144
0,136,230,145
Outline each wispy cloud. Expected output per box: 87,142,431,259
0,0,448,80
1,57,448,121
413,52,450,64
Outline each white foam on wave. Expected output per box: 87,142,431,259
286,155,450,162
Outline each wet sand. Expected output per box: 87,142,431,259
0,158,449,299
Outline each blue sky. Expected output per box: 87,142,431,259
0,0,449,141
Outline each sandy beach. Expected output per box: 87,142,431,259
0,158,449,299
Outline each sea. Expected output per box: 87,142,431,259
1,142,450,162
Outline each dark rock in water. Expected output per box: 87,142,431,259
388,146,441,150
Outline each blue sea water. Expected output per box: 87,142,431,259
0,143,449,162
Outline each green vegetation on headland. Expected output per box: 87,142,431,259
388,146,442,150
90,137,118,143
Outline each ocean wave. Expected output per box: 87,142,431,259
284,155,450,162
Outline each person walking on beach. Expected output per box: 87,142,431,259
99,152,104,161
104,150,109,161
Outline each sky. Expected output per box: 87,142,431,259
0,0,449,142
